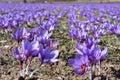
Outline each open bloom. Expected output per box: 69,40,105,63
108,24,120,35
75,38,97,55
76,30,88,41
88,46,108,64
69,54,89,76
21,27,30,39
12,27,30,42
22,40,39,57
38,44,59,63
12,47,27,61
12,40,39,61
92,27,106,38
36,28,52,42
75,42,89,55
88,46,102,64
75,41,108,64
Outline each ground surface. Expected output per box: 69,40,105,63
0,3,120,80
0,19,120,80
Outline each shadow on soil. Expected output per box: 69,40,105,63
111,67,120,79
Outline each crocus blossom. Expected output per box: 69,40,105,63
69,54,89,76
38,44,59,63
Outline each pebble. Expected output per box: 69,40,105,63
58,76,62,80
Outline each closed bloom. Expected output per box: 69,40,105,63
12,29,22,43
69,54,89,76
69,25,76,39
88,46,108,64
85,37,100,49
75,39,96,55
114,25,120,35
88,46,101,64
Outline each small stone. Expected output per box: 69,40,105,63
58,76,62,80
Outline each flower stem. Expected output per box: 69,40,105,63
25,57,32,75
29,67,40,78
89,69,92,80
29,62,43,78
25,64,29,75
98,61,101,76
19,61,25,77
88,66,92,80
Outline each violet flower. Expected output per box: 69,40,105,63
21,27,30,40
76,30,88,41
38,44,59,63
100,47,108,60
88,46,108,64
12,47,27,61
75,41,108,64
88,46,102,64
36,28,52,42
32,26,38,35
12,40,39,60
12,27,30,43
69,54,89,76
75,42,88,55
12,28,22,43
22,40,39,58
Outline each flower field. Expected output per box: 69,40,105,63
0,3,120,80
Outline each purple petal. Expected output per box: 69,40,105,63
50,59,59,63
50,50,59,59
101,47,108,59
22,40,31,57
31,41,39,51
69,58,82,68
52,41,59,48
44,47,51,55
38,53,42,60
12,47,21,60
73,68,86,76
21,27,30,39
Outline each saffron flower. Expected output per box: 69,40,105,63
88,46,108,64
21,27,30,39
69,54,89,76
12,27,30,43
12,40,39,60
38,44,59,63
12,47,27,61
21,40,39,57
12,28,22,43
36,28,52,42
